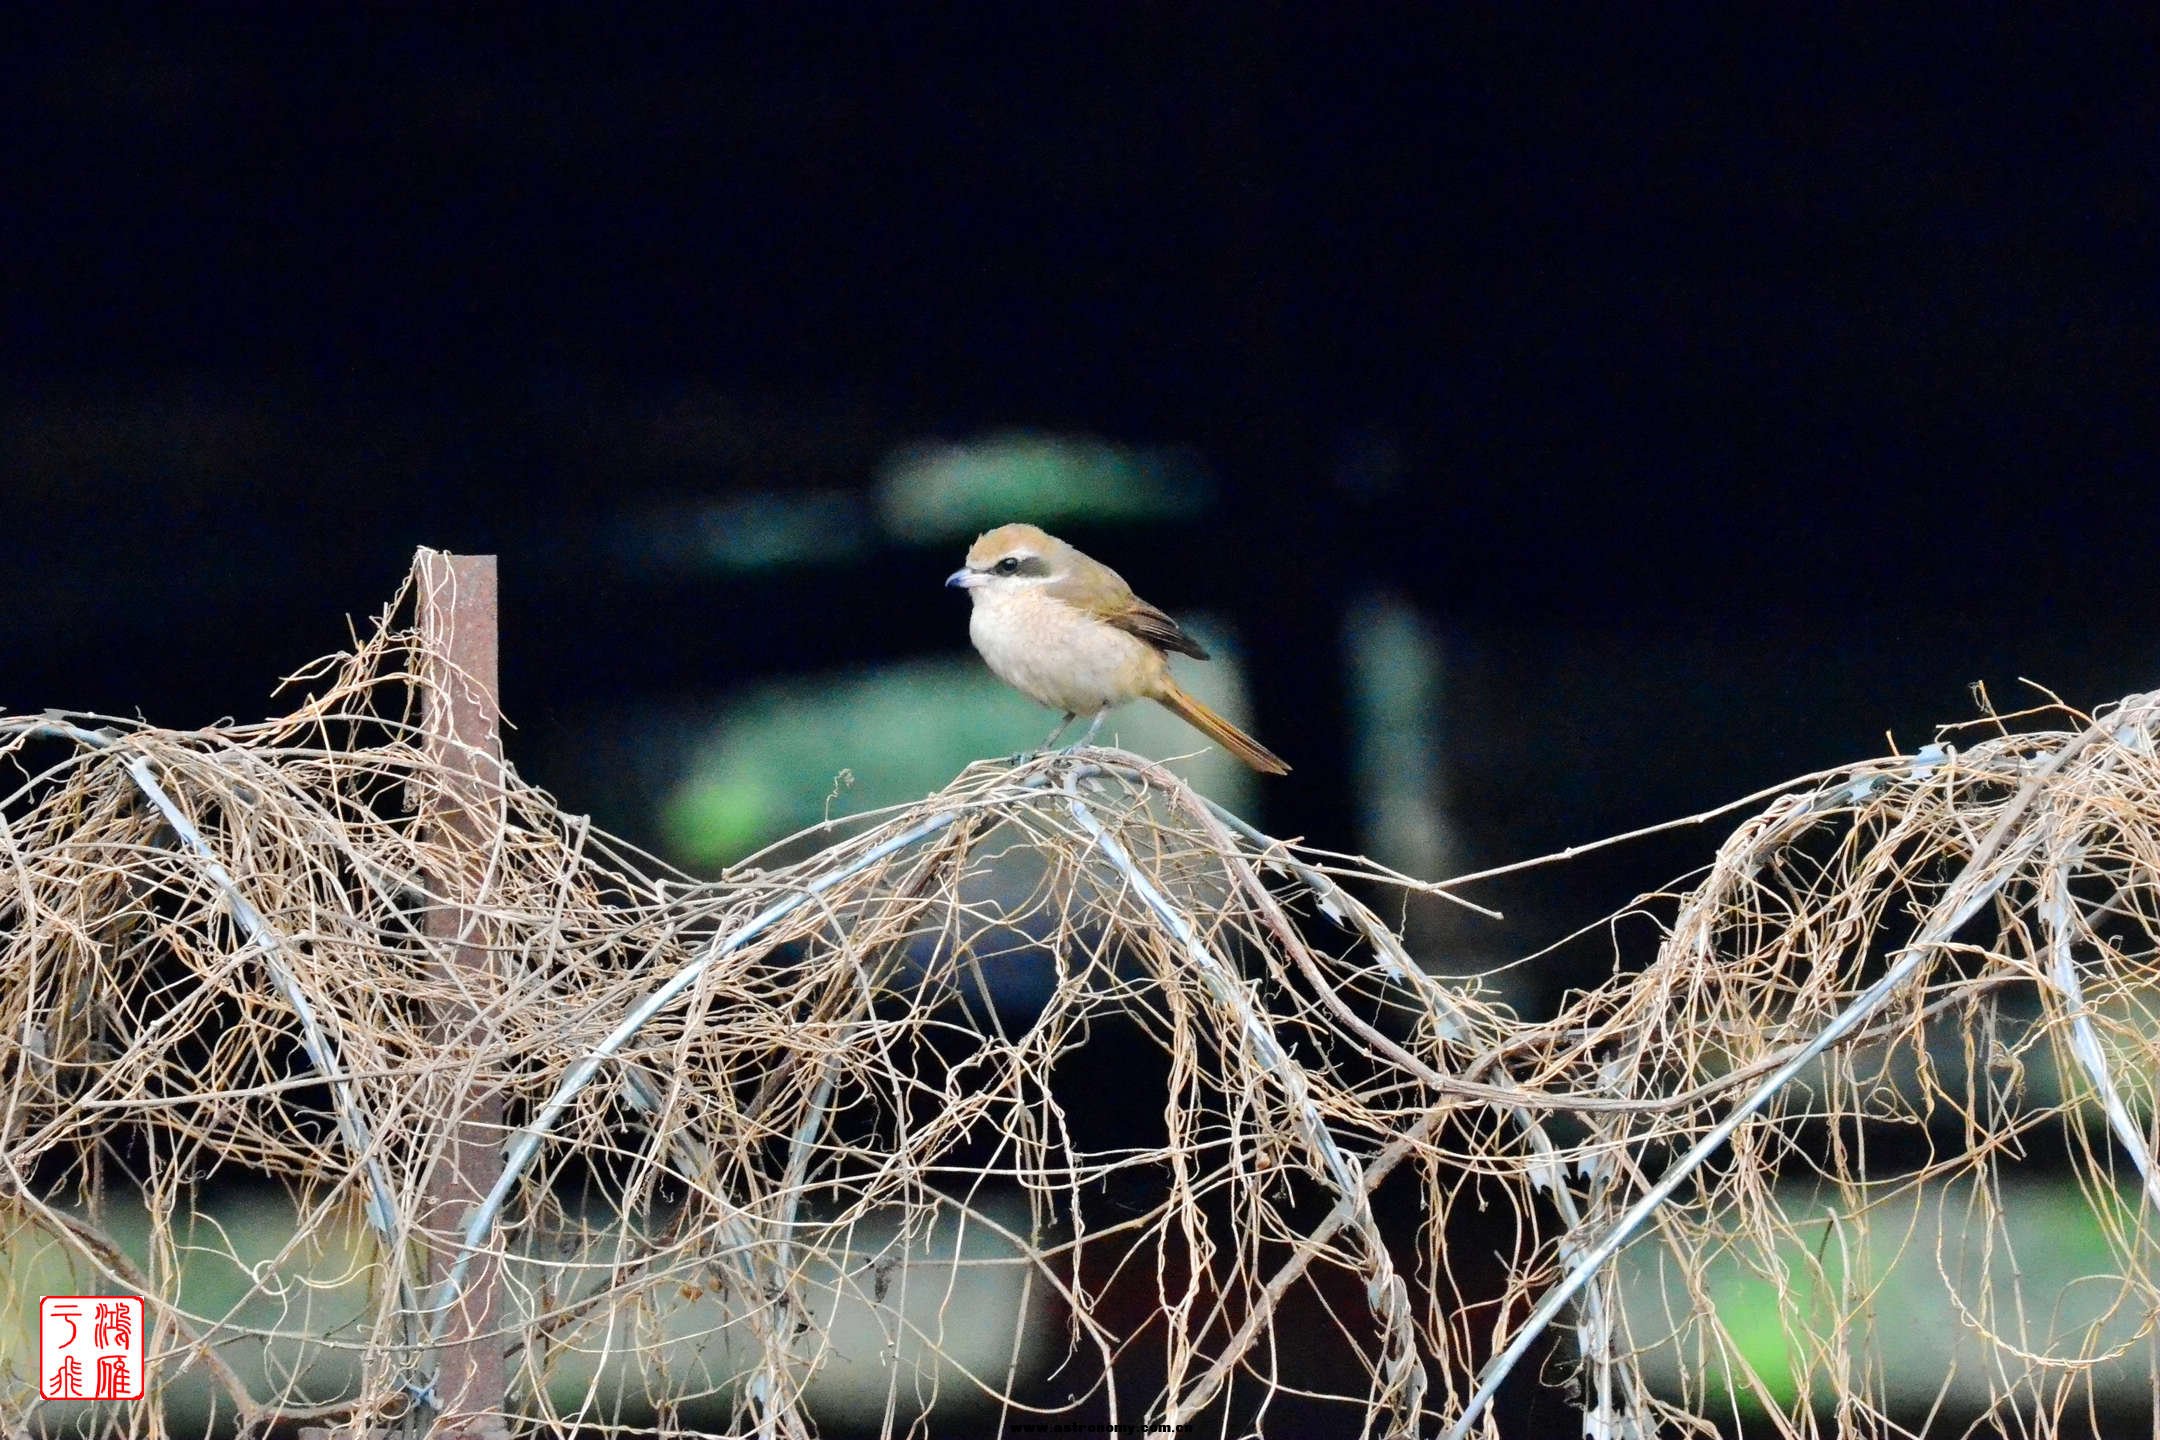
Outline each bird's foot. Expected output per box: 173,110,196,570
1003,743,1109,769
1005,744,1087,764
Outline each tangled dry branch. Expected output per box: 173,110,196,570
3,569,2159,1438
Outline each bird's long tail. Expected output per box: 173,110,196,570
1154,682,1291,775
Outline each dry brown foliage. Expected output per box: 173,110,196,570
4,570,2159,1438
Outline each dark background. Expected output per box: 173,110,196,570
8,10,2159,1434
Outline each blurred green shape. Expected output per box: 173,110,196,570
1618,1176,2144,1418
660,660,1031,865
662,650,1258,866
878,432,1211,541
1346,592,1452,878
1,1188,1039,1432
617,490,873,576
1,1192,373,1434
1699,1252,1811,1410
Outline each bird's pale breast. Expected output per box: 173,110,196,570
968,590,1163,715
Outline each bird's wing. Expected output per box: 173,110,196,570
1104,598,1210,660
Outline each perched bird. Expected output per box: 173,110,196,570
946,523,1290,774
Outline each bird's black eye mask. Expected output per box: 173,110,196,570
990,554,1049,577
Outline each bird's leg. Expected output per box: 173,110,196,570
1009,712,1078,764
1074,710,1107,748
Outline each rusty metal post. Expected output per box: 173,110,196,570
412,550,510,1440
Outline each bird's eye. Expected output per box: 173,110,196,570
995,556,1021,575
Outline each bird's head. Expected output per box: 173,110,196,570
946,523,1068,596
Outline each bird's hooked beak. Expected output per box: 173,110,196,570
946,567,983,590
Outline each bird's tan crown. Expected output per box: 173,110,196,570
965,523,1064,569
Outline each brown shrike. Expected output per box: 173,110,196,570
946,523,1290,774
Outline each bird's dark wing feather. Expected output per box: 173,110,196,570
1107,600,1210,660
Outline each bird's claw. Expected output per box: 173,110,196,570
1004,742,1095,766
